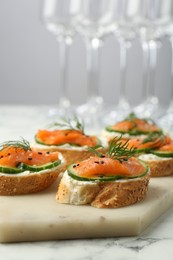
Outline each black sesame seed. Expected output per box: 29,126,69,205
94,161,99,164
38,152,42,155
101,161,104,164
28,158,32,160
46,151,50,154
76,163,80,166
101,155,105,158
73,165,76,168
8,153,11,156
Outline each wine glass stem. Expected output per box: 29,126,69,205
57,36,73,108
86,38,103,105
118,38,131,109
147,39,160,104
141,40,149,103
170,37,173,108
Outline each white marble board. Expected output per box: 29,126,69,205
0,176,173,242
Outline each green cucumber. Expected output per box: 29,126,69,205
105,126,161,136
18,160,61,172
35,135,53,146
134,147,154,154
35,135,101,148
0,160,61,174
151,150,173,158
0,166,24,174
67,159,149,182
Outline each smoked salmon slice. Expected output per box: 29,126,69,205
67,153,149,182
0,146,60,168
106,113,161,135
35,129,99,147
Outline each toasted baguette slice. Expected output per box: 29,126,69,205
0,168,58,196
138,154,173,177
56,171,150,208
0,160,65,196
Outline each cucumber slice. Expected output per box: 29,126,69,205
67,159,149,182
134,147,153,154
0,166,24,174
151,150,173,158
18,160,61,172
0,160,61,174
105,126,161,136
35,135,53,146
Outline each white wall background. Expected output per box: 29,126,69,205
0,0,172,107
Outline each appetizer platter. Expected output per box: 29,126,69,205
0,113,173,242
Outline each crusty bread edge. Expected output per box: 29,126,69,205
56,172,150,208
143,158,173,177
0,163,65,196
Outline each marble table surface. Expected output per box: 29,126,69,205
0,105,173,260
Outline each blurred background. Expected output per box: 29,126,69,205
0,0,172,109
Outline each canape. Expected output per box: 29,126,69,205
0,138,65,195
102,112,162,142
56,137,150,208
33,117,105,167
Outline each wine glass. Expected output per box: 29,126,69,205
158,14,173,131
117,0,139,112
104,0,139,125
73,0,119,129
133,0,173,118
41,0,80,118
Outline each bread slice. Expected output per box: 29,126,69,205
138,154,173,177
56,171,150,208
0,163,65,196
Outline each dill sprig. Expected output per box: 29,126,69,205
48,116,84,133
88,145,106,158
88,136,136,162
0,137,31,152
125,112,137,121
142,132,163,144
107,136,136,161
125,112,156,126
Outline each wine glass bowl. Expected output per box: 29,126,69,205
42,0,79,38
74,0,118,39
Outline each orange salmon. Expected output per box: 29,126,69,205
72,156,146,178
111,118,160,133
0,147,60,168
36,129,98,147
